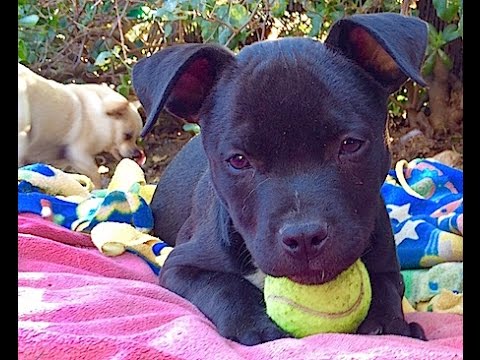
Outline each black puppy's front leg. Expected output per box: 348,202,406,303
160,264,288,345
358,271,426,340
359,202,426,340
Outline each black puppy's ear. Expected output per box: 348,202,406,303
325,13,428,93
132,44,235,137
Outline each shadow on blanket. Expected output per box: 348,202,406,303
18,214,462,360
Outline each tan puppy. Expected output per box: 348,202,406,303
18,63,145,188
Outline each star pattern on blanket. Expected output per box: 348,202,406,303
386,203,412,223
394,219,423,245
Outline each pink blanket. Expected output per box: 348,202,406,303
18,214,463,359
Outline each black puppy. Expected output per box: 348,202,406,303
133,13,428,345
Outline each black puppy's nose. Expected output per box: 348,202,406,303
279,222,328,259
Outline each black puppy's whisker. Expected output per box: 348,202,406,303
239,247,253,271
361,244,375,258
227,225,254,272
236,240,254,272
241,177,271,213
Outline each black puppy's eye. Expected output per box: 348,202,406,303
340,138,364,154
227,154,251,170
124,133,133,141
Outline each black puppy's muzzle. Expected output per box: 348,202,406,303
279,221,328,260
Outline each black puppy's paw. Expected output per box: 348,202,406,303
357,317,427,340
219,316,290,346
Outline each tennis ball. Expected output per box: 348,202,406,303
264,259,371,338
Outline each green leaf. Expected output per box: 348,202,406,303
18,39,29,63
331,9,345,23
458,13,463,39
27,52,37,65
111,45,122,58
442,24,460,43
94,51,112,66
308,13,322,37
437,49,453,69
422,51,436,76
432,0,446,18
271,0,288,17
127,6,153,20
432,0,460,22
117,84,130,98
183,123,201,135
191,0,206,12
58,16,68,28
164,23,173,38
120,74,131,86
155,8,168,18
163,0,178,13
199,18,218,42
47,28,57,42
215,4,229,20
427,23,445,50
19,14,39,27
229,4,248,28
218,27,232,45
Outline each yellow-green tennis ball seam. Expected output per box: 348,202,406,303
264,260,372,338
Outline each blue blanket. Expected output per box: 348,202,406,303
381,159,463,269
18,163,153,233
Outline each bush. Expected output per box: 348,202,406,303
18,0,462,134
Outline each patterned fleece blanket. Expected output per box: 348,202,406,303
381,158,463,269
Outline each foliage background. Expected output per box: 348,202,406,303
18,0,463,183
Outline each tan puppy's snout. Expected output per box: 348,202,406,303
131,147,146,166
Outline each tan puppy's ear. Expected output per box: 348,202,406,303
105,95,129,117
